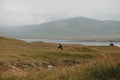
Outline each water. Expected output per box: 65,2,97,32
20,39,120,47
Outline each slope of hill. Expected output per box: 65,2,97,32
0,17,120,40
0,36,120,80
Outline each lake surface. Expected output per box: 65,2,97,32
20,39,120,47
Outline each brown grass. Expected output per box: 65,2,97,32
0,36,120,80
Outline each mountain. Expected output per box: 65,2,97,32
0,17,120,40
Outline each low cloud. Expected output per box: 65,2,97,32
0,0,120,25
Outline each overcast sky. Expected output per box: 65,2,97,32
0,0,120,25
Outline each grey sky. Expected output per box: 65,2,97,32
0,0,120,25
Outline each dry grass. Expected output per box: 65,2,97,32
0,36,120,80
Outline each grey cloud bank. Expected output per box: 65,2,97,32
0,0,120,25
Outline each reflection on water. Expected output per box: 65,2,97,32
20,39,120,47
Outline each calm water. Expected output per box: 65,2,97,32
20,39,120,47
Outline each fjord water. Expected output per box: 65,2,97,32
20,39,120,47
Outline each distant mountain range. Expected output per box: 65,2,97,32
0,17,120,41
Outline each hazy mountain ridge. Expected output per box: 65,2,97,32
0,17,120,40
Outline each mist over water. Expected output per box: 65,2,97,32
20,39,120,47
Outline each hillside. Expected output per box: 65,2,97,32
0,17,120,40
0,36,120,80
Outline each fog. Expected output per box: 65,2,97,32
0,0,120,25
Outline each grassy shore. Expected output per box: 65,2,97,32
0,37,120,80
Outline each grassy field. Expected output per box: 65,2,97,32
0,36,120,80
